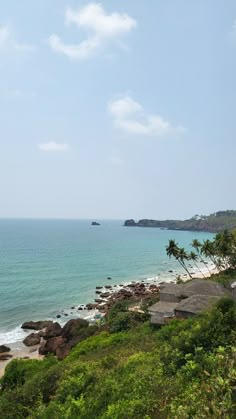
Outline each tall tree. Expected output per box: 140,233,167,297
189,251,206,278
166,240,192,278
191,239,211,275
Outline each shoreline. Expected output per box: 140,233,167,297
0,346,43,379
0,262,218,378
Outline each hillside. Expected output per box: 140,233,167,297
124,210,236,232
0,289,235,418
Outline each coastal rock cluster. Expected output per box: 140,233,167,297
20,318,98,360
0,280,160,364
87,281,160,313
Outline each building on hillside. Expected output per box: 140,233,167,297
149,279,233,325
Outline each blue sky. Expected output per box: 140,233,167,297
0,1,235,219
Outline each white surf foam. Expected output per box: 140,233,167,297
0,326,28,345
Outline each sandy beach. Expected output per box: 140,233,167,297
0,262,219,379
0,345,43,379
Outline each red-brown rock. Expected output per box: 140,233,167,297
39,336,65,355
44,322,62,339
0,345,11,353
21,320,53,330
23,333,41,347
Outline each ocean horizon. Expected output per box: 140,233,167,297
0,219,214,346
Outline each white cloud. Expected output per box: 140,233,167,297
0,25,33,52
48,34,101,60
38,142,70,152
65,3,136,36
49,3,136,60
108,95,186,137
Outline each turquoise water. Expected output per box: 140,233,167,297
0,219,213,344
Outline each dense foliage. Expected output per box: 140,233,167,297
0,295,236,418
166,229,236,278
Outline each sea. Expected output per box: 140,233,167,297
0,219,214,347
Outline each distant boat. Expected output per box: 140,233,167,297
91,222,101,226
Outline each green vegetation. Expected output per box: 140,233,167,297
166,229,236,278
1,229,236,418
1,292,236,418
125,210,236,232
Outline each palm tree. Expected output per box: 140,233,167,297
178,248,192,278
191,239,211,275
189,251,206,278
201,240,220,271
166,239,179,259
214,230,235,269
166,240,192,278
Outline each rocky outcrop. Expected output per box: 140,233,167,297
21,320,53,330
91,222,100,226
23,333,41,347
61,319,89,341
0,345,11,353
124,211,236,233
37,318,98,360
39,336,65,355
44,322,62,339
124,219,136,226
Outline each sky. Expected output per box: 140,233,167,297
0,0,236,220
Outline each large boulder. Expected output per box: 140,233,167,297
0,345,11,353
23,333,41,347
39,336,65,355
61,319,89,341
21,320,53,330
44,322,62,339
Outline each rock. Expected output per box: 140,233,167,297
95,299,104,303
78,307,83,311
44,322,62,339
29,347,37,353
105,285,112,289
96,286,103,289
64,313,68,316
71,306,75,309
56,315,61,319
0,354,13,361
0,345,11,353
23,333,41,347
91,222,100,226
168,270,173,273
86,303,98,310
39,336,65,355
107,277,112,280
21,320,53,331
38,331,46,338
96,291,102,294
100,292,111,298
56,343,70,360
62,318,89,341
